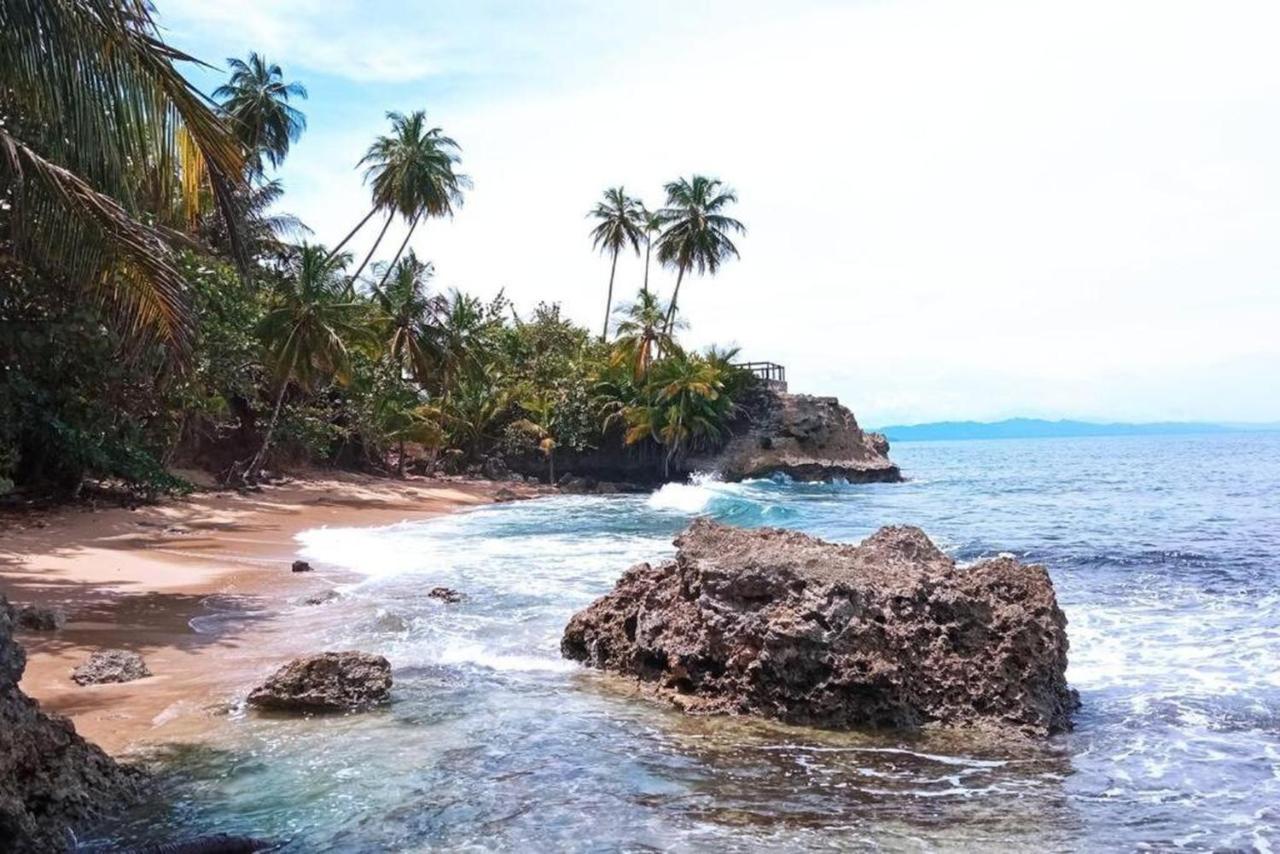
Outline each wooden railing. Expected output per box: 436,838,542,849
734,361,788,392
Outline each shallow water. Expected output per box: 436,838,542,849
99,433,1280,851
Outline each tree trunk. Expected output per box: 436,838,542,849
325,206,378,264
602,249,619,341
377,211,423,290
398,438,406,478
246,380,289,481
548,450,555,485
349,212,394,288
663,265,686,337
642,240,652,296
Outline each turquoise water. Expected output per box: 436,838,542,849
100,433,1280,851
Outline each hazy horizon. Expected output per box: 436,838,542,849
161,0,1280,425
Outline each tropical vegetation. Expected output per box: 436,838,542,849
0,0,755,500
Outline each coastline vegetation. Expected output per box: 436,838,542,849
0,0,753,500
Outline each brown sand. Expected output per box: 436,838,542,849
0,472,537,754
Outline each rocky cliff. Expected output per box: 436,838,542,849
562,520,1078,736
1,596,141,850
699,391,900,483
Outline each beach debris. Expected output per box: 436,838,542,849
563,519,1078,737
1,597,143,851
428,586,463,604
71,650,151,686
290,559,313,573
247,651,392,712
298,589,341,606
14,603,66,631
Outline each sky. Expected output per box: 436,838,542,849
159,0,1280,426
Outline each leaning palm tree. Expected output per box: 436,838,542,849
246,244,369,478
213,52,307,175
588,187,644,340
654,175,746,335
0,0,248,358
330,111,469,285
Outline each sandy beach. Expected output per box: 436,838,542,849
0,473,532,755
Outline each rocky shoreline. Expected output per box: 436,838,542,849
563,519,1078,736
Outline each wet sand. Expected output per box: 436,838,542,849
0,473,537,754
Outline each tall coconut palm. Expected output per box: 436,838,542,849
654,175,745,335
333,111,469,284
0,0,248,358
588,187,644,340
246,243,369,478
640,207,662,296
213,52,307,175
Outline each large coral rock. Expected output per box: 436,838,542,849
0,597,141,850
71,649,150,686
711,393,900,483
247,651,392,712
562,520,1078,736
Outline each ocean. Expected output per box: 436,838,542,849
99,432,1280,851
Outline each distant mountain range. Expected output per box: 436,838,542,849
873,418,1280,442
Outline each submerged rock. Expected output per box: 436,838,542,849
428,587,463,604
708,392,900,483
1,596,143,850
14,603,66,632
562,520,1077,736
298,589,341,607
247,651,392,712
72,649,151,686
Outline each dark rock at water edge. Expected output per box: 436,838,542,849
428,587,463,604
72,649,151,686
1,596,143,850
14,603,67,631
291,559,312,573
247,651,392,712
298,589,341,606
701,392,901,483
562,520,1078,736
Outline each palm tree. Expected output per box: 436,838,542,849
654,175,746,335
213,52,307,175
640,207,662,296
588,187,644,340
610,290,681,381
370,250,443,386
246,244,369,478
623,353,732,479
0,0,248,358
333,111,469,284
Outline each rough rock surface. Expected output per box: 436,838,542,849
428,587,463,604
1,597,142,850
291,560,313,573
247,651,392,712
708,393,900,483
14,603,66,632
562,520,1077,736
71,650,151,686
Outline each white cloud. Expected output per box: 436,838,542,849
160,0,1280,424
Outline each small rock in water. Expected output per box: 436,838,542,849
493,487,520,502
247,651,392,712
291,560,313,573
71,650,150,686
14,604,66,632
428,586,463,604
298,589,341,606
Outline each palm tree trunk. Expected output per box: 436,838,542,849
325,206,378,264
398,439,406,478
378,211,423,290
602,249,619,341
642,240,652,296
663,265,686,337
349,212,394,287
246,380,289,480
